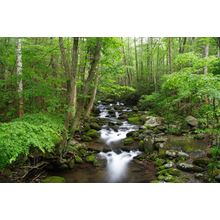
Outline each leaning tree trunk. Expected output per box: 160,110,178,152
16,38,24,117
85,72,100,117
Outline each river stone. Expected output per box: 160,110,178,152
144,116,162,128
164,161,174,168
185,116,198,127
90,122,101,130
177,163,204,172
165,150,177,158
177,151,190,158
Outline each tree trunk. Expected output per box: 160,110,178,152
134,37,139,82
204,42,209,74
16,38,24,117
85,73,100,117
60,37,79,155
168,38,172,73
59,37,71,97
217,37,220,57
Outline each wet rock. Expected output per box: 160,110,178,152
164,161,174,168
139,136,154,153
144,116,162,128
177,163,204,172
177,151,189,158
165,150,177,158
42,176,66,183
90,122,101,130
185,116,198,127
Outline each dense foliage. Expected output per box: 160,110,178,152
0,114,63,169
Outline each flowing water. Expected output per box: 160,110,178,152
48,101,155,183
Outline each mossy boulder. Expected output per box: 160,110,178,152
124,137,135,145
90,122,101,130
85,129,99,139
128,116,141,125
42,176,65,183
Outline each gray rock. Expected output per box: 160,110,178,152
144,116,162,128
154,136,168,143
177,151,190,158
177,163,204,172
165,150,177,158
164,161,174,168
185,116,198,127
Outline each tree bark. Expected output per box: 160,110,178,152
16,38,24,117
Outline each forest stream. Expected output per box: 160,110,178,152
48,101,209,183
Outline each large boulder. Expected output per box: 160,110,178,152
185,116,198,127
144,116,162,128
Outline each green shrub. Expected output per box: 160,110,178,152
0,113,63,170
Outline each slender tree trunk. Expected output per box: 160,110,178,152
168,38,172,73
121,38,129,86
217,37,220,57
140,37,144,80
204,42,209,74
59,37,71,98
134,37,139,82
16,38,24,117
85,73,100,117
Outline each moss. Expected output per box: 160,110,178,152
155,158,166,167
82,135,93,142
85,129,99,139
86,154,96,163
75,155,83,163
128,116,141,125
124,137,134,145
42,176,65,183
90,122,101,130
182,145,194,152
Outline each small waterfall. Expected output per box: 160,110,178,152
97,102,141,182
99,151,141,182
